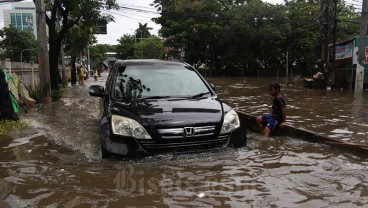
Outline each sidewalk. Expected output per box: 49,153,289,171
72,71,108,89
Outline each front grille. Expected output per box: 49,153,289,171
138,126,230,153
158,126,216,139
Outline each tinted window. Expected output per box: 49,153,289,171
113,64,210,100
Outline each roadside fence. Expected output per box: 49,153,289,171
0,60,70,92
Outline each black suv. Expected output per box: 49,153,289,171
89,59,246,158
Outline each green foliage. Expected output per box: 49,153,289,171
51,86,67,101
65,25,96,58
29,90,41,104
134,36,164,59
45,0,119,89
116,35,136,59
136,23,153,41
0,26,37,62
284,0,321,70
153,0,360,74
29,85,67,103
336,1,361,40
217,1,289,70
0,120,27,135
89,44,109,66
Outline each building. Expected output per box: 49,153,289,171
330,36,368,90
3,2,37,38
106,52,117,67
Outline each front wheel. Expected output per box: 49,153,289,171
228,125,247,148
100,123,111,159
101,141,111,159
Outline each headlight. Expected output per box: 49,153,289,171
111,115,152,139
220,109,240,134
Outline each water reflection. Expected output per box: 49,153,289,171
1,75,368,207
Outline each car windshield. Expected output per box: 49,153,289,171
113,64,211,100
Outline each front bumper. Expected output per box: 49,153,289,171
101,125,246,157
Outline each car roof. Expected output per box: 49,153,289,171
114,59,190,68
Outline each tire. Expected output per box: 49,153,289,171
101,141,111,159
100,123,111,159
229,125,247,148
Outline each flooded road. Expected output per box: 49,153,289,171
207,76,368,143
1,73,368,207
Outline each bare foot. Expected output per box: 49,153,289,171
279,122,286,129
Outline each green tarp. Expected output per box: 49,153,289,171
3,69,19,113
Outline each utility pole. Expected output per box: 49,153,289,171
331,0,338,74
61,40,67,85
355,0,368,93
35,0,51,104
321,0,329,73
87,44,91,72
286,51,289,85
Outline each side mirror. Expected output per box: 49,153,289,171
209,83,215,91
89,85,106,97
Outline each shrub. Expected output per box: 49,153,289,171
29,85,66,103
0,120,27,135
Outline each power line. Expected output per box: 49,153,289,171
102,9,155,23
106,5,262,23
0,0,23,3
118,6,160,15
118,3,157,12
348,0,363,3
105,4,344,34
114,9,158,19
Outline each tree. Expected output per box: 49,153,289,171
281,1,325,70
135,23,152,42
41,0,119,89
0,26,37,62
216,1,289,71
283,0,359,72
153,0,229,66
116,35,135,59
335,1,360,41
89,44,109,67
153,0,360,75
154,0,285,69
134,36,164,59
64,24,96,85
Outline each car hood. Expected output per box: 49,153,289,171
110,97,225,127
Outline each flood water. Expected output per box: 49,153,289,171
1,73,368,207
207,76,368,144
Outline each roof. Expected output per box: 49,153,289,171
329,36,368,47
114,59,186,67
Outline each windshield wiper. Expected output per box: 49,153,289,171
191,92,211,99
138,96,171,100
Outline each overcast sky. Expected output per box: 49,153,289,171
0,0,362,45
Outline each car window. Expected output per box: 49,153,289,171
113,65,210,100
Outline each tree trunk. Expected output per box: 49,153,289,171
71,56,77,85
49,39,62,90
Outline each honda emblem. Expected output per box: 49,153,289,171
183,127,195,137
